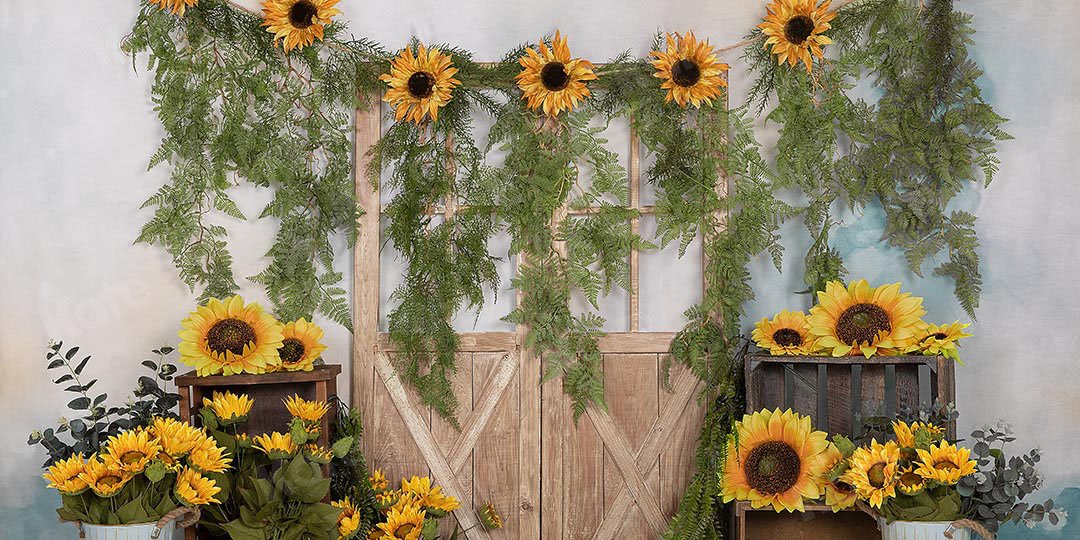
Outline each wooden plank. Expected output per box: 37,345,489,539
447,354,518,471
585,405,667,535
433,353,474,537
861,364,886,428
937,357,957,438
751,355,937,366
353,96,381,463
884,364,897,419
658,359,706,520
602,354,659,540
370,362,429,490
377,332,517,353
850,365,862,437
789,363,819,420
473,352,521,540
827,364,853,436
628,126,641,333
174,364,341,386
816,365,829,432
517,256,541,540
595,332,675,354
541,355,604,540
896,364,920,418
374,353,490,540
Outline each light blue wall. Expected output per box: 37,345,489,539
2,0,1078,538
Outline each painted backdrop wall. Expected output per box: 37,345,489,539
2,0,1078,538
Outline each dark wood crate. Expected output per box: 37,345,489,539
734,502,879,540
745,354,956,438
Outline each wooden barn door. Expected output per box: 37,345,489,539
352,93,724,540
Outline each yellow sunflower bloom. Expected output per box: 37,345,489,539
189,436,232,474
516,31,596,117
149,0,198,17
892,420,944,450
720,408,830,512
178,295,285,376
261,0,341,53
808,279,926,358
380,45,461,125
203,391,254,425
79,457,131,498
897,466,927,495
370,469,388,491
376,490,401,510
909,322,972,363
401,475,460,514
480,502,503,529
284,394,331,423
377,503,426,540
843,439,900,509
304,444,335,465
650,31,728,108
333,497,362,540
758,0,837,73
915,442,977,485
43,453,88,495
175,467,221,506
151,417,205,459
101,429,161,474
815,444,856,512
253,432,298,459
278,318,328,372
752,310,818,356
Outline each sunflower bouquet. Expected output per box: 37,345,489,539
367,470,464,539
751,279,973,361
42,417,227,526
177,295,329,376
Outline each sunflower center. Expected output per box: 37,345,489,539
900,470,922,487
772,328,803,347
744,441,801,495
540,62,570,91
931,333,948,340
784,15,816,45
206,318,257,356
407,71,436,99
832,478,855,494
120,451,145,465
934,460,958,471
836,303,891,345
288,0,318,29
394,524,416,538
99,474,123,488
867,463,888,488
671,59,702,88
279,338,306,364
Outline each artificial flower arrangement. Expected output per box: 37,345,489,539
42,417,227,526
178,295,329,376
193,391,363,540
752,279,973,360
721,409,1065,538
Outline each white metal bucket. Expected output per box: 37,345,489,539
78,520,176,540
880,520,971,540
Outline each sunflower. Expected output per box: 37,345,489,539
752,310,818,356
370,469,388,492
910,322,972,363
284,394,331,423
189,436,232,474
757,0,837,73
203,391,254,425
175,467,221,506
815,444,856,512
897,466,927,496
401,475,460,514
79,457,131,498
43,453,88,495
333,497,362,540
151,417,205,459
915,442,977,485
380,45,461,125
149,0,198,17
101,429,161,474
515,31,597,117
843,439,900,508
377,503,426,540
278,318,328,372
304,444,335,465
480,503,503,529
720,408,830,512
261,0,341,53
178,295,285,376
376,490,401,510
892,420,944,450
649,31,728,108
808,280,926,358
253,432,298,459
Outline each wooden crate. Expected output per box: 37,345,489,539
744,354,956,438
175,364,342,448
736,354,956,539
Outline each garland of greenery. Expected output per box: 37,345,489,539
127,0,1006,537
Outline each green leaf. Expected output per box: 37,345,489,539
330,436,353,459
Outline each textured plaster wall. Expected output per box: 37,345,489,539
1,0,1078,538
